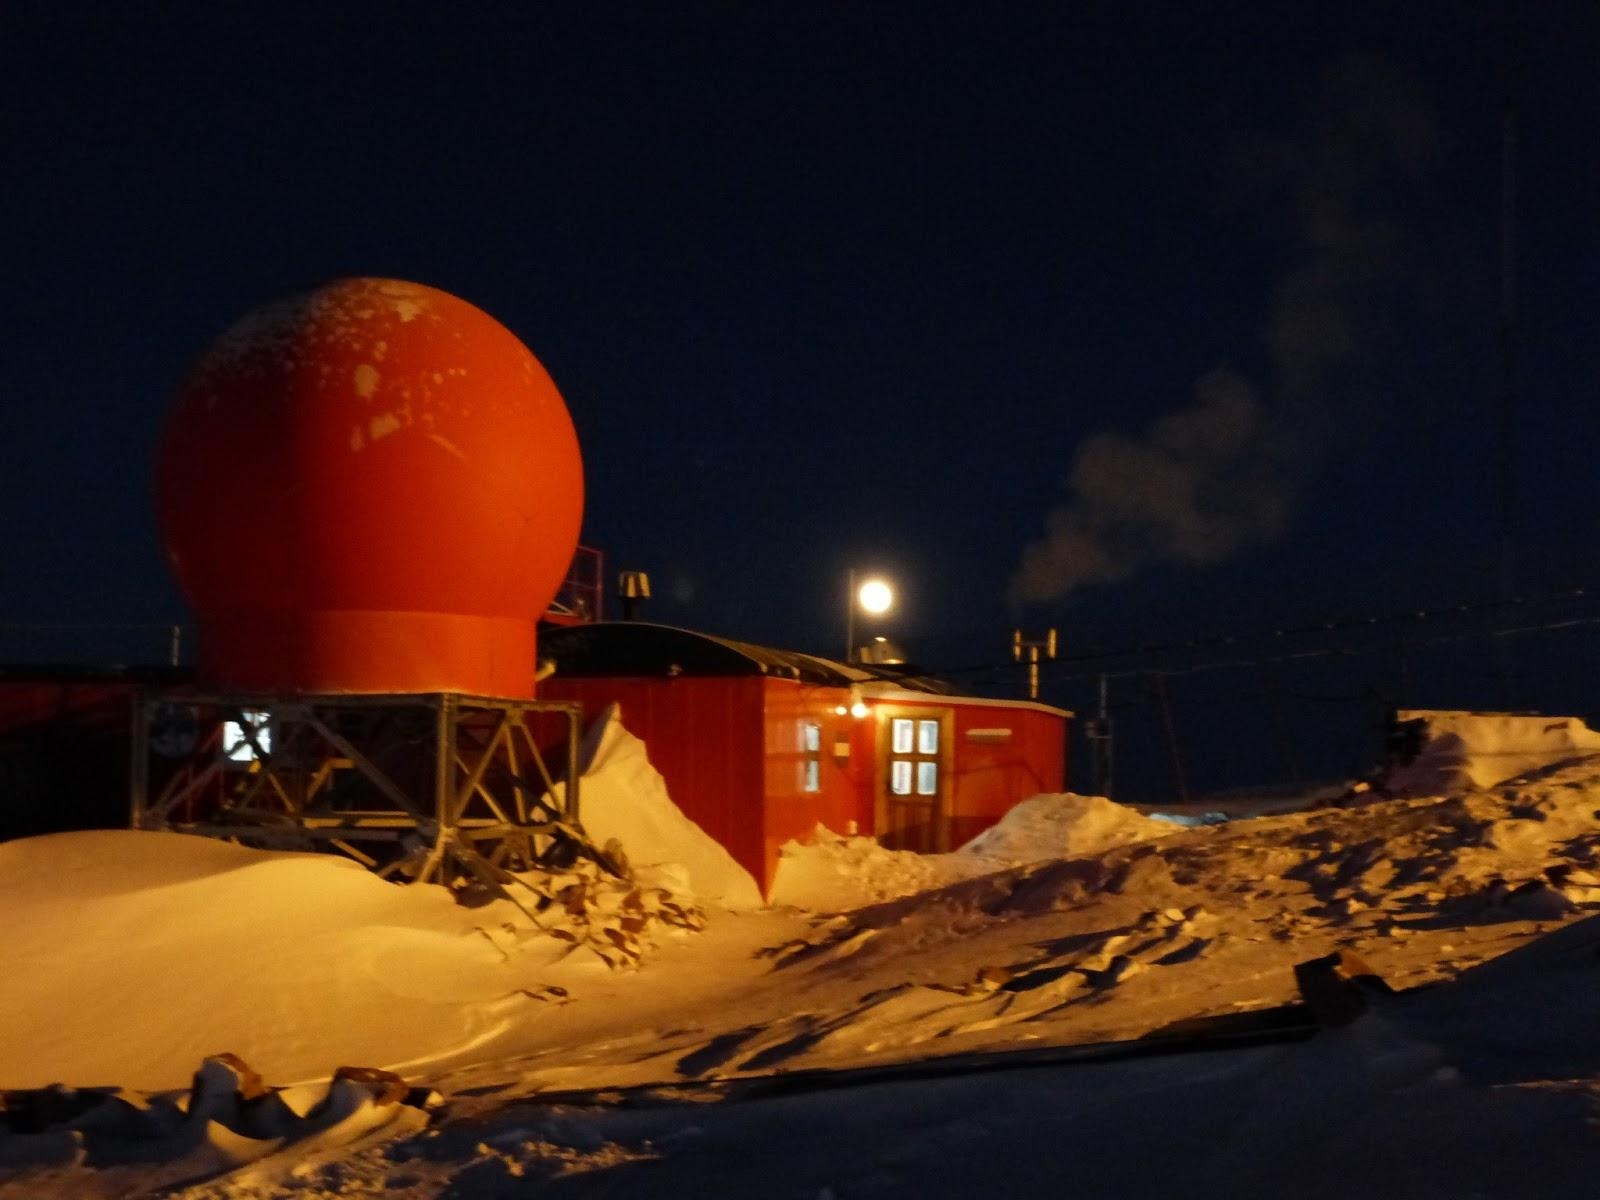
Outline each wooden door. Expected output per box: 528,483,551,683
875,706,952,852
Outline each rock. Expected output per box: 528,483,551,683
1293,949,1393,1028
1506,880,1576,920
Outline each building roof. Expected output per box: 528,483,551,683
540,622,955,694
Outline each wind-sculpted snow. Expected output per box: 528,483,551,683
0,831,705,1093
12,743,1600,1193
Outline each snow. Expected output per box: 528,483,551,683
1384,708,1600,794
556,705,763,909
959,790,1175,862
6,709,1600,1195
766,792,1172,911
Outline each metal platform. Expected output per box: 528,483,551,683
130,690,587,889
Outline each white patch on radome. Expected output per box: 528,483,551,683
352,364,380,399
368,413,401,442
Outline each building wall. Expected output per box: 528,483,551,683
948,704,1067,846
539,675,767,883
542,675,1068,895
861,696,1068,849
757,679,872,886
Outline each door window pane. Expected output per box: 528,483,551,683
892,718,914,755
891,760,913,795
802,721,820,753
803,759,820,793
917,761,938,795
917,720,939,755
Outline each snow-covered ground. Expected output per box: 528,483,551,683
6,714,1600,1196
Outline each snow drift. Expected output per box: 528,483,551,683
767,792,1173,910
1384,709,1600,796
558,704,763,909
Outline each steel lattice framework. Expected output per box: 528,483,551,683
130,691,586,889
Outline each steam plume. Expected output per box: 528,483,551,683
1012,55,1438,607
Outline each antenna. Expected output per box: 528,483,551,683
1011,628,1057,700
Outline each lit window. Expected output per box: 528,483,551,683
892,718,914,755
917,762,938,795
891,760,913,795
801,720,822,793
917,720,939,755
222,710,271,763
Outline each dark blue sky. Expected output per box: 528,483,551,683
3,2,1597,705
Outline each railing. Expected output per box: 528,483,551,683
546,545,604,625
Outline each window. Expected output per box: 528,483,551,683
801,720,822,793
886,712,943,799
222,710,271,763
891,760,913,795
878,707,951,854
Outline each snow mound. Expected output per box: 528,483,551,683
767,826,974,911
768,793,1171,912
0,829,701,1091
1385,710,1600,796
958,792,1174,863
560,705,763,910
0,831,538,1089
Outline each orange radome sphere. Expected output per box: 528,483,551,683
156,278,583,697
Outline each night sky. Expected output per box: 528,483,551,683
4,4,1599,793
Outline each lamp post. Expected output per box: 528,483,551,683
845,568,894,663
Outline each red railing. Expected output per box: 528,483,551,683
545,545,603,625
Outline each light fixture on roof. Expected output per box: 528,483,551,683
845,568,895,664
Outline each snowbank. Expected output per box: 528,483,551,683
0,831,556,1090
959,792,1174,863
0,827,707,1092
766,826,973,911
1385,710,1600,796
562,705,763,909
768,792,1172,911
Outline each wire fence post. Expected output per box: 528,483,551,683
1151,670,1190,806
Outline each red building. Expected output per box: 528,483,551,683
539,622,1071,895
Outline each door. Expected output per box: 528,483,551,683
875,706,952,852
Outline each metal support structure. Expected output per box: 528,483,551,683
1085,672,1115,799
1151,670,1190,806
131,690,587,888
845,567,858,664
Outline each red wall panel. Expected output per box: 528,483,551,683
758,680,873,886
539,676,766,884
543,674,1069,893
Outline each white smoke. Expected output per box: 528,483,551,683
1012,55,1438,607
1012,370,1292,603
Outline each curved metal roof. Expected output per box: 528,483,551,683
539,622,952,693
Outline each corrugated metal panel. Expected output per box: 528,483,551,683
541,623,951,692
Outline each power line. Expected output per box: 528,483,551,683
939,583,1600,685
